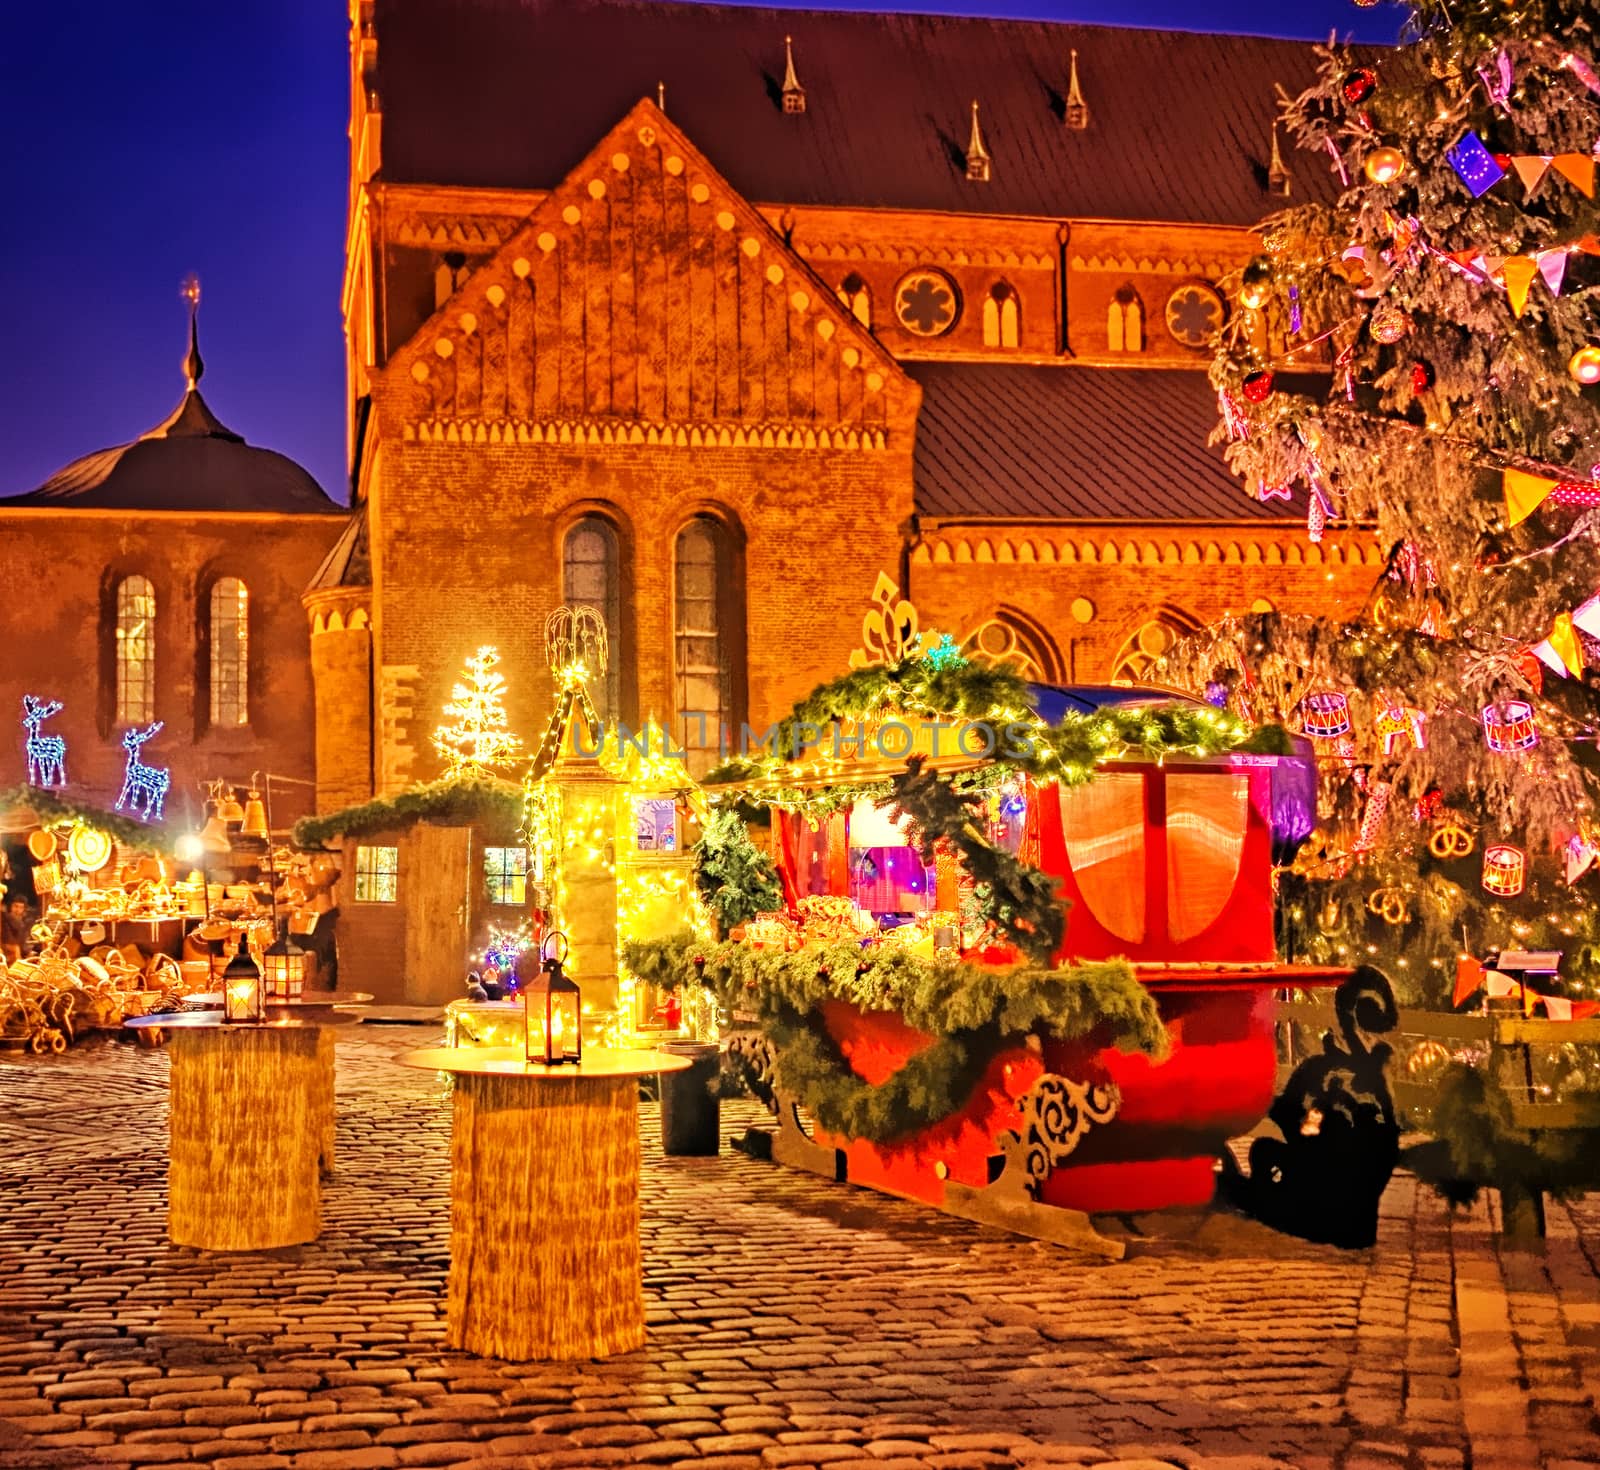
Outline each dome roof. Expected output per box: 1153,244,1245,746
8,298,337,514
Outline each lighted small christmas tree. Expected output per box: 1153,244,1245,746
1162,0,1600,1006
433,646,523,780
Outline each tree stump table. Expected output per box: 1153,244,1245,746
126,1013,355,1250
168,993,372,1175
395,1045,692,1362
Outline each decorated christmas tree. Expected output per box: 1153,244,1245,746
433,646,523,780
1163,0,1600,1006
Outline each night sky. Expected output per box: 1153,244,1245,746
0,0,1405,505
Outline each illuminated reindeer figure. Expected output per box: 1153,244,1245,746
115,722,170,821
22,696,67,787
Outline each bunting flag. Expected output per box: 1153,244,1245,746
1550,611,1584,676
1538,248,1569,297
1511,154,1551,194
1503,253,1539,316
1572,592,1600,639
1453,954,1485,1008
1551,152,1597,197
1504,467,1560,524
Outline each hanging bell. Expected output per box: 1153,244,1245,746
198,802,232,854
240,788,269,841
216,786,246,827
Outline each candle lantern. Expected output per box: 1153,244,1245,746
1482,700,1538,752
1302,690,1352,738
222,936,265,1023
262,922,307,999
518,930,581,1065
1482,844,1526,897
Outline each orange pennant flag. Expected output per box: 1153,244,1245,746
1504,467,1559,525
1454,955,1485,1008
1550,611,1585,676
1511,154,1552,194
1503,254,1539,316
1578,234,1600,256
1551,153,1597,197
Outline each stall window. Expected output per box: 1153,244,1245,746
562,516,622,720
208,577,249,727
633,798,677,853
354,845,399,902
115,575,157,724
483,846,527,905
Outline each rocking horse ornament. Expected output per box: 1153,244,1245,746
22,696,67,788
115,722,170,821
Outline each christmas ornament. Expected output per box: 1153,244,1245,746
1373,704,1427,756
1429,821,1474,860
1406,1038,1452,1082
1301,690,1351,737
1411,360,1435,392
1242,369,1274,403
1482,844,1526,897
1570,345,1600,385
1566,831,1599,885
1366,886,1409,925
1238,257,1274,310
1342,67,1377,104
1369,303,1412,344
1445,131,1507,197
1364,146,1406,185
1482,700,1538,752
1358,779,1392,851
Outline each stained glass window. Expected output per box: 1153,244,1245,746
115,575,156,724
562,517,622,719
209,577,249,727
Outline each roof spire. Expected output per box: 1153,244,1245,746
1064,48,1089,130
1267,120,1292,196
181,274,204,390
781,34,806,114
965,99,991,182
657,79,666,112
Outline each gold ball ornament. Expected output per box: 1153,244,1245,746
1406,1038,1452,1082
1238,257,1275,310
1369,303,1412,344
1364,146,1407,185
1569,345,1600,386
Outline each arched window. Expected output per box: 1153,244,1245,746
982,284,1021,348
209,577,249,727
115,575,156,724
961,611,1062,682
674,517,744,775
836,273,871,328
562,517,622,720
1107,285,1144,353
1109,610,1199,684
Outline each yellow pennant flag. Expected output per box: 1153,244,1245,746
1504,467,1558,525
1552,152,1597,197
1503,254,1539,316
1550,611,1585,676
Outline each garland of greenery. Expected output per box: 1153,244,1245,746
624,929,1167,1143
291,776,524,848
888,756,1064,964
1405,1062,1597,1206
693,810,783,940
0,785,173,852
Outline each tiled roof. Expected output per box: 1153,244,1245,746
306,505,372,592
907,361,1297,523
372,0,1346,225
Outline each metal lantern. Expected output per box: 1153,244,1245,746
222,936,265,1023
1302,690,1352,738
262,922,307,999
1482,844,1527,897
1482,700,1538,753
518,930,581,1065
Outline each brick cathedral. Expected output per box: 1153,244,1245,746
2,0,1383,820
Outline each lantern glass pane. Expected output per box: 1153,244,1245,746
555,993,580,1060
525,992,549,1062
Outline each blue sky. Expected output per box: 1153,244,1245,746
0,1,1405,503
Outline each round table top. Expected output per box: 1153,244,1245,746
124,1012,355,1032
184,991,374,1009
396,1044,695,1079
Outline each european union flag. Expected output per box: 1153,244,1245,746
1447,131,1506,197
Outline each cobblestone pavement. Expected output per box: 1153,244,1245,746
2,1026,1598,1470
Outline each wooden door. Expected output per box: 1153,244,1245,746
404,824,472,1007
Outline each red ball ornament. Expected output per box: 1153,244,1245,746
1342,68,1377,104
1242,369,1275,403
1492,152,1512,170
1411,360,1435,392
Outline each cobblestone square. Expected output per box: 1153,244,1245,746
2,1026,1598,1470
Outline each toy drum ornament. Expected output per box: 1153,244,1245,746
1482,844,1526,897
1482,700,1538,752
1302,690,1352,738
